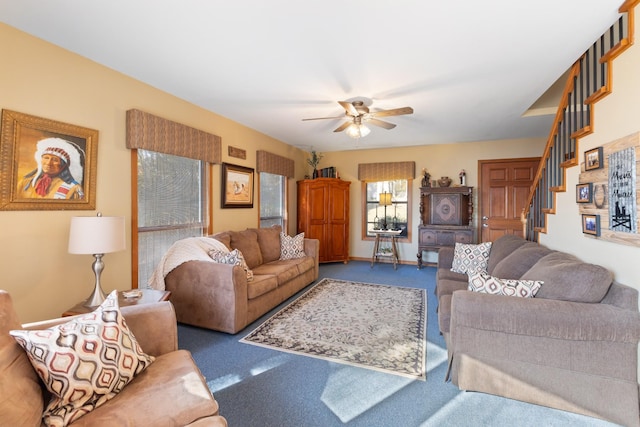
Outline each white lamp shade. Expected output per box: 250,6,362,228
68,216,126,254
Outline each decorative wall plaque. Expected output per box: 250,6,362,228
228,146,246,160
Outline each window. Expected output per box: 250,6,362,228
136,149,209,288
260,172,286,228
364,179,410,238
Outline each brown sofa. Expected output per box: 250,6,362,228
165,225,319,333
435,235,640,427
0,290,227,426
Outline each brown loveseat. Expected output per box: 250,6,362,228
165,225,319,333
436,235,640,427
0,291,227,427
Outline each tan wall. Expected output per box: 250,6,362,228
321,138,546,264
540,19,640,290
6,18,637,327
0,24,308,322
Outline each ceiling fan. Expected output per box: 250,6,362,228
302,100,413,138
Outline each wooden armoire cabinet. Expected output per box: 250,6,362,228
417,186,474,268
297,178,351,263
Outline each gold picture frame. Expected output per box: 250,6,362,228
0,110,98,210
221,162,254,208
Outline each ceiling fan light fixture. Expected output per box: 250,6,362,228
345,123,371,139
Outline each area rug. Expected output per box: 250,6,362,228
240,278,427,380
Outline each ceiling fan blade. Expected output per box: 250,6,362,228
302,116,344,121
333,121,352,132
368,118,396,129
338,101,359,116
370,106,414,118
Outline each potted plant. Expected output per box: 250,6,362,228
307,150,323,178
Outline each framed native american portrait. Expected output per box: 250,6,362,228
0,110,98,210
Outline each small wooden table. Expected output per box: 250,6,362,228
370,229,402,270
62,289,171,317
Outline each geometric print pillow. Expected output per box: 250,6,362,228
451,242,493,275
10,291,154,427
208,248,254,281
279,232,306,260
468,272,543,298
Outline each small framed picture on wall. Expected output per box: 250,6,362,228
584,147,604,171
582,214,600,236
576,183,592,203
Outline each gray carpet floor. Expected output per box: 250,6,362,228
177,261,621,427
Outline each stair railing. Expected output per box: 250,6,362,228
522,1,637,241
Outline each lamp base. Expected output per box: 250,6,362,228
83,253,107,307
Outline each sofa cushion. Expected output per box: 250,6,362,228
246,275,279,299
280,232,306,260
209,248,254,281
451,242,492,275
210,232,232,250
0,291,44,427
490,242,554,279
486,234,529,274
255,225,282,264
228,229,263,269
10,291,155,427
295,256,315,275
253,261,299,285
468,272,543,298
70,350,221,427
522,252,613,303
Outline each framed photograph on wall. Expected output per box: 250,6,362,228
0,109,98,211
582,214,600,236
584,146,604,171
576,183,593,203
221,162,254,208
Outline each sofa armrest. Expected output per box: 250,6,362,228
304,238,320,277
165,261,249,333
120,301,178,356
22,301,178,357
450,290,640,343
438,246,455,269
303,238,319,259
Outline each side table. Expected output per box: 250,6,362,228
62,289,171,317
370,229,402,270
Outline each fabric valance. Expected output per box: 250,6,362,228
126,109,221,163
358,161,415,181
256,150,294,178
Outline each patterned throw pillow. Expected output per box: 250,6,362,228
10,291,154,427
468,272,543,298
208,248,254,281
280,232,305,260
451,242,493,275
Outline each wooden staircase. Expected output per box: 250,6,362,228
523,0,639,241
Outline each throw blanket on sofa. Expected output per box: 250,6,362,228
148,237,229,290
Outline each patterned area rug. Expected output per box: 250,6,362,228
240,278,427,380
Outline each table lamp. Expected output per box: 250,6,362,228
68,213,126,307
379,192,392,230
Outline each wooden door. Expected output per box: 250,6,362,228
327,181,349,262
479,158,540,242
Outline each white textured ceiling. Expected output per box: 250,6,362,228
0,1,624,152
